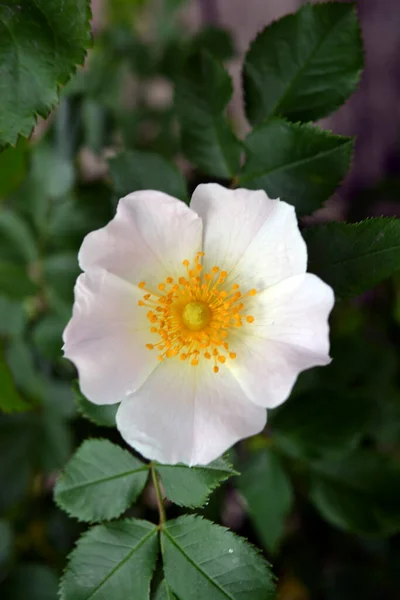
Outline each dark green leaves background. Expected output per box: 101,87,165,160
1,1,400,600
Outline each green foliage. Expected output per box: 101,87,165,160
175,52,242,179
55,439,149,522
60,519,159,600
0,210,38,263
243,2,363,125
0,519,14,569
310,450,400,536
0,355,31,413
0,0,91,148
238,448,293,553
109,150,188,201
74,385,118,427
1,564,59,600
162,515,276,600
304,218,400,298
0,262,38,300
271,389,373,459
155,457,237,508
239,118,353,215
153,579,177,600
0,139,27,199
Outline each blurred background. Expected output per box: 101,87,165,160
1,1,400,599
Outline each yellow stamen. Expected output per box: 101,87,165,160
138,253,256,372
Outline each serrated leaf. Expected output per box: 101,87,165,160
309,450,400,536
239,118,353,216
55,439,149,522
0,357,31,413
155,457,237,508
109,150,188,201
2,564,59,600
238,448,293,554
304,218,400,299
270,389,373,460
61,519,158,600
243,2,363,125
162,515,275,600
0,0,91,147
74,384,118,427
175,52,242,179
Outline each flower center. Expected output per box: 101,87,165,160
137,252,256,372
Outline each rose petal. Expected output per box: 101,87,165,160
229,273,334,408
63,269,159,405
79,190,203,292
191,183,307,289
116,359,266,465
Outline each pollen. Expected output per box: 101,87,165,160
137,252,256,372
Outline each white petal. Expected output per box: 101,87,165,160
79,190,203,291
229,274,334,409
63,270,159,405
116,360,266,465
190,184,307,289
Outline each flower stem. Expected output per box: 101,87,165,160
150,463,166,526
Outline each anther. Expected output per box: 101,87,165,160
246,316,255,323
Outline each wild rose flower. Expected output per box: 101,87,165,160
63,184,334,465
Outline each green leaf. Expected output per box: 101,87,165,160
0,211,38,263
239,119,353,216
153,579,177,600
270,389,373,460
155,457,237,508
191,27,235,62
38,412,73,473
0,262,37,300
0,413,36,510
238,448,293,554
0,138,27,199
0,296,26,338
31,315,66,360
61,519,158,600
0,0,91,147
109,150,188,201
304,218,400,298
42,252,80,305
74,384,118,427
2,564,58,600
309,450,400,536
0,357,31,413
55,439,149,522
175,52,242,179
243,2,363,125
162,515,276,600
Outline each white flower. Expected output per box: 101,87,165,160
63,184,334,465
